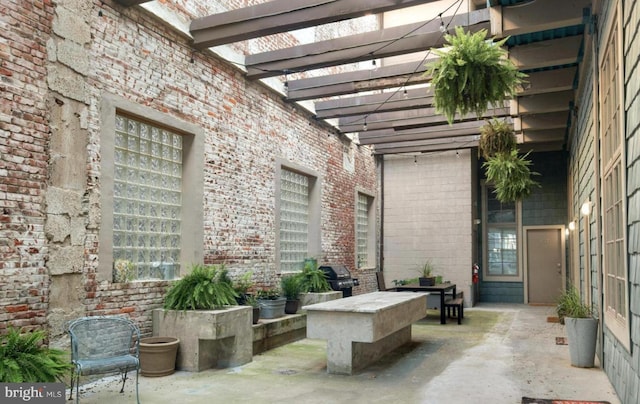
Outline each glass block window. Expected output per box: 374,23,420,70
112,114,182,281
356,193,371,268
279,168,309,273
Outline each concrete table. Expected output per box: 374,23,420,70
304,291,428,374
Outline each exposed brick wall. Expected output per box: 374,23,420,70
0,0,54,333
1,0,379,343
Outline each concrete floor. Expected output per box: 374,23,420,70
74,304,621,404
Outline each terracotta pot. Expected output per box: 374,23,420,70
139,336,180,377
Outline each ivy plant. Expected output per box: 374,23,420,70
428,27,526,124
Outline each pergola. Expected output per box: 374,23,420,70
118,0,590,155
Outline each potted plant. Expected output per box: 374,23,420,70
232,271,254,305
152,264,253,372
281,274,302,314
417,260,436,286
0,327,72,382
556,285,598,368
478,118,517,160
427,27,526,124
256,287,286,319
297,261,342,307
244,294,260,324
483,149,540,203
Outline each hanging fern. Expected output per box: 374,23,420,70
163,264,238,310
428,27,526,124
0,327,72,383
479,118,517,159
483,149,540,203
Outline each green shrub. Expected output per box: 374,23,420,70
298,262,331,293
163,264,238,310
280,275,302,300
0,327,72,383
556,285,592,322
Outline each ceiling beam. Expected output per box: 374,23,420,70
315,87,433,119
245,9,490,79
190,0,439,48
518,66,577,96
339,106,509,133
515,111,570,131
287,60,433,101
372,135,480,154
509,35,583,70
513,90,574,115
491,0,591,37
359,120,487,145
522,128,566,143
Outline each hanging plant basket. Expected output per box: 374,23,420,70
479,118,517,159
483,149,540,203
427,27,526,124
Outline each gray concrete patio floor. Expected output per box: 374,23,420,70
75,304,620,404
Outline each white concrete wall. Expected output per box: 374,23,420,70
383,150,473,305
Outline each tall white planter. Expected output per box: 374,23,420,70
565,317,598,368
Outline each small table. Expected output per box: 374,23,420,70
395,283,457,324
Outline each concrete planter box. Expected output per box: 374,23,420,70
299,291,342,309
152,306,252,372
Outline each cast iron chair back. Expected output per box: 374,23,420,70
67,316,140,403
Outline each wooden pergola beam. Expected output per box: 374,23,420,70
287,59,434,101
339,106,509,133
315,87,433,119
245,9,490,79
513,90,574,115
358,120,487,145
373,135,480,154
518,66,577,96
190,0,439,49
510,35,583,70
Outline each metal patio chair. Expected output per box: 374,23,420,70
67,316,141,403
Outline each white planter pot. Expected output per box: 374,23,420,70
565,317,598,368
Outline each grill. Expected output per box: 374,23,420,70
319,264,359,297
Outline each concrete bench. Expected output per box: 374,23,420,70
303,291,428,375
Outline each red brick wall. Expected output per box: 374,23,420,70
1,0,379,340
0,0,54,333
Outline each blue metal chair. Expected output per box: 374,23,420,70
67,316,141,403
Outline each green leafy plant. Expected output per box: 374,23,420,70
280,275,302,300
163,264,238,310
0,327,72,382
428,27,526,124
483,149,540,203
478,118,517,159
256,288,281,300
244,294,259,308
556,285,592,323
298,262,332,293
392,277,419,286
